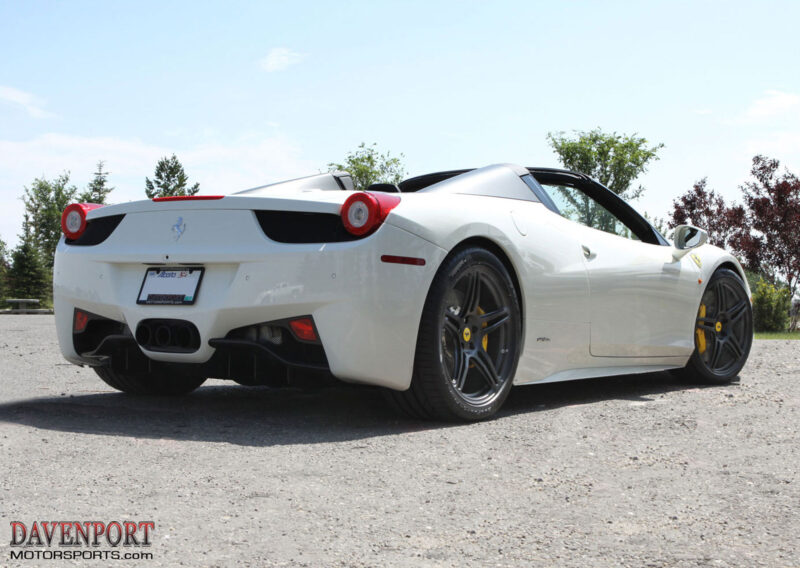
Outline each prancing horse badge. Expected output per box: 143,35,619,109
172,217,186,241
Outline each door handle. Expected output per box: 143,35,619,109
581,245,593,258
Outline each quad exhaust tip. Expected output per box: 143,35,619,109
135,319,200,353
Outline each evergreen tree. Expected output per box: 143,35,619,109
145,154,200,198
22,172,77,268
0,237,9,302
78,161,114,204
8,218,50,301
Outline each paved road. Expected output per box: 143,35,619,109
0,315,798,567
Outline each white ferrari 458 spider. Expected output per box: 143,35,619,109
54,164,753,420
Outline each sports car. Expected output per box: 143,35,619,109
53,163,754,421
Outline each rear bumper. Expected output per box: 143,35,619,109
75,325,332,387
54,222,447,390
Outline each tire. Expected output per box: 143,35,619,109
94,367,206,395
387,246,522,421
674,268,753,384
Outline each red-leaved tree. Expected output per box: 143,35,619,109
738,155,800,296
669,156,800,297
669,178,746,250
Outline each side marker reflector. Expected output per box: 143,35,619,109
381,255,426,266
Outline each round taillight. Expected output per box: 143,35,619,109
341,193,380,236
340,192,401,236
61,203,104,240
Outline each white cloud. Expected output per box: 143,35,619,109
732,90,800,124
259,48,304,72
743,132,800,171
0,86,53,118
0,133,315,248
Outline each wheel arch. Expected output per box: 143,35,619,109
712,260,751,296
716,261,746,282
445,236,525,329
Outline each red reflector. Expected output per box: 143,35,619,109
289,317,318,342
381,255,426,266
152,195,225,202
74,310,89,333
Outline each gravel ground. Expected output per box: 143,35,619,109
0,315,798,567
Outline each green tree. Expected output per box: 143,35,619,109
78,160,114,204
22,172,78,267
643,211,672,239
546,128,664,237
547,128,664,201
145,154,200,198
8,219,50,302
328,142,406,191
0,236,9,302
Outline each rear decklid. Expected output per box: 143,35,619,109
63,191,358,266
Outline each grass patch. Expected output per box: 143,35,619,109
754,331,800,340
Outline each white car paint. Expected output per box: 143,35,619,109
53,164,749,391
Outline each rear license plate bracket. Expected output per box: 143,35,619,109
137,267,204,305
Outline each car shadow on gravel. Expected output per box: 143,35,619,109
0,372,733,447
501,371,733,416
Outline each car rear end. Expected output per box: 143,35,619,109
53,191,447,390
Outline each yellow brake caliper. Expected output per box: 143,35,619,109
466,307,491,371
696,303,707,354
477,307,489,351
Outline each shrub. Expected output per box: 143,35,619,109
751,278,792,332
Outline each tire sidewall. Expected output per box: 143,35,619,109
417,247,522,420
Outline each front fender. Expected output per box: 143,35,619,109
698,245,751,298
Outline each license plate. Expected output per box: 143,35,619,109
137,267,204,305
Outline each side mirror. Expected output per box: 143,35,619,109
672,225,708,259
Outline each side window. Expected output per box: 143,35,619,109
541,183,639,241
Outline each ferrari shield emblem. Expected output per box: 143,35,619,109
690,253,702,268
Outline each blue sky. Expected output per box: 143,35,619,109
1,0,799,248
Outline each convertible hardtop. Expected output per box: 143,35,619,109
398,166,582,193
400,166,668,247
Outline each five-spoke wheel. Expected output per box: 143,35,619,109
677,268,753,384
441,268,516,405
387,246,521,421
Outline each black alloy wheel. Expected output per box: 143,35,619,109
677,268,753,384
387,246,522,421
441,267,516,405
